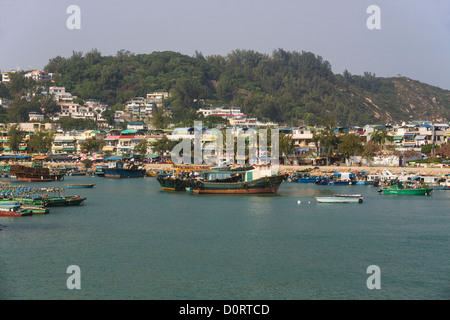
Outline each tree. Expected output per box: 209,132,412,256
150,135,178,157
57,118,98,131
361,141,382,162
338,133,364,163
437,142,450,159
101,109,116,126
81,159,93,169
7,124,25,152
79,136,105,153
151,106,168,129
312,117,339,165
38,94,59,116
28,131,54,153
133,140,148,156
421,143,439,156
279,132,294,164
203,115,227,128
370,129,393,147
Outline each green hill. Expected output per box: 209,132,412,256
42,49,450,126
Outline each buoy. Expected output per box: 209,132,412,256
297,200,301,204
308,201,311,204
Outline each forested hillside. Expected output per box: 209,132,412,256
38,49,450,126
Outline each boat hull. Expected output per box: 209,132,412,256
43,196,86,207
156,176,188,191
192,175,285,194
382,188,433,195
316,196,363,203
104,168,146,178
67,184,95,188
16,174,65,182
0,209,32,217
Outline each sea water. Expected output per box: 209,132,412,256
0,176,448,299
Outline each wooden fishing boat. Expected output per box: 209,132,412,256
43,195,86,207
0,196,45,206
157,176,188,191
9,162,65,182
67,184,95,188
316,196,363,203
18,206,49,214
156,164,211,191
189,165,285,194
0,202,50,214
69,171,87,176
0,205,32,217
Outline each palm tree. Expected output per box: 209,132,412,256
370,129,393,147
279,132,295,164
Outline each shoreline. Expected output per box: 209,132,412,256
2,161,450,176
142,163,450,176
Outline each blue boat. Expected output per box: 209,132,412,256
298,177,319,183
295,173,319,183
104,161,146,178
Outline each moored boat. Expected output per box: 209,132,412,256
381,184,433,196
156,164,211,191
67,184,95,188
43,195,86,207
0,205,32,217
157,176,188,191
316,196,363,203
189,165,285,194
9,162,65,182
103,161,146,178
333,193,362,197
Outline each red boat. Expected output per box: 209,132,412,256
0,208,32,217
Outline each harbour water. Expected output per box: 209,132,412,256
0,176,449,300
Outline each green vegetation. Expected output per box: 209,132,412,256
42,49,450,126
27,131,54,153
1,49,449,127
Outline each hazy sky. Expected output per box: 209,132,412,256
1,0,449,89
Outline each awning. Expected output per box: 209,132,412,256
33,155,48,160
393,136,403,140
105,136,120,140
102,146,115,151
414,135,427,140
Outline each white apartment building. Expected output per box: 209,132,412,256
146,92,169,107
24,70,53,81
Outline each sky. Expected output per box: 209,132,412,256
1,0,450,90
